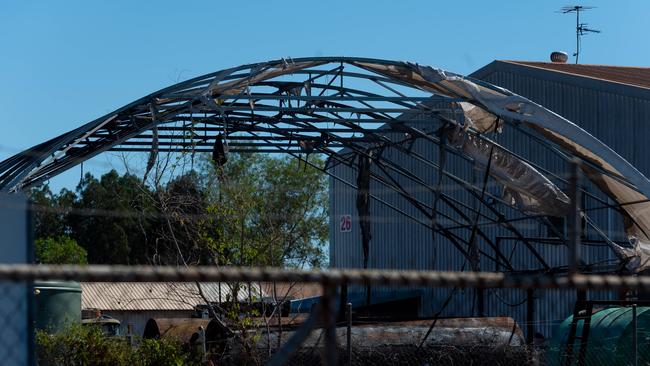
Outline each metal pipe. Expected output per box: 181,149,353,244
526,289,534,345
568,158,582,274
338,284,348,322
347,302,352,366
633,304,638,366
321,283,338,366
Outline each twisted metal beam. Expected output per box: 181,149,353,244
1,56,641,273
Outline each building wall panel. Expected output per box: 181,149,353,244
329,64,650,337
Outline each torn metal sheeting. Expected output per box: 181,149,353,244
447,126,571,217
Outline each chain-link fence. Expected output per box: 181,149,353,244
0,281,32,365
1,265,650,365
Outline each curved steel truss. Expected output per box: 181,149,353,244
3,56,650,273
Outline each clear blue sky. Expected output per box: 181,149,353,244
1,0,647,191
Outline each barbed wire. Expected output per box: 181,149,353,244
1,264,649,291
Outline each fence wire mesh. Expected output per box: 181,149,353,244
0,265,648,365
0,282,31,365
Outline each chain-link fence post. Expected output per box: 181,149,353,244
632,304,638,366
321,282,338,366
346,302,352,366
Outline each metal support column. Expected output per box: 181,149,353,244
322,283,338,366
526,288,535,345
339,283,348,321
347,302,353,366
633,304,638,366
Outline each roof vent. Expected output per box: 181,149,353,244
550,51,568,63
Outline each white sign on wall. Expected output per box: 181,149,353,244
339,214,352,232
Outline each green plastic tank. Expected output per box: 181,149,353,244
548,306,650,365
33,281,81,333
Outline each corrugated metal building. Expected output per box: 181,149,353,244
81,282,264,336
328,60,650,338
473,61,650,176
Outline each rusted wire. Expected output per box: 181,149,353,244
0,264,649,291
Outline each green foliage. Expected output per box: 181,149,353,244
35,236,88,264
153,170,212,265
199,153,328,268
28,153,328,268
135,338,197,366
36,324,198,366
30,185,75,240
69,171,156,264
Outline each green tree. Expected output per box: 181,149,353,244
29,153,328,268
149,170,213,265
35,236,88,264
30,185,76,239
68,170,155,264
199,153,328,268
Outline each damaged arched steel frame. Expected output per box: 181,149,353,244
2,57,649,274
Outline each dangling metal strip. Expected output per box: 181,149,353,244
143,103,159,184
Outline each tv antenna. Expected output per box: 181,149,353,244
558,5,601,64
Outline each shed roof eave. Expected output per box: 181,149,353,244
470,60,650,100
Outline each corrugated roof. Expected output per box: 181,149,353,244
260,282,323,300
503,61,650,89
81,282,265,311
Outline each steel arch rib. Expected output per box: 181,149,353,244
5,56,650,272
2,56,649,210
